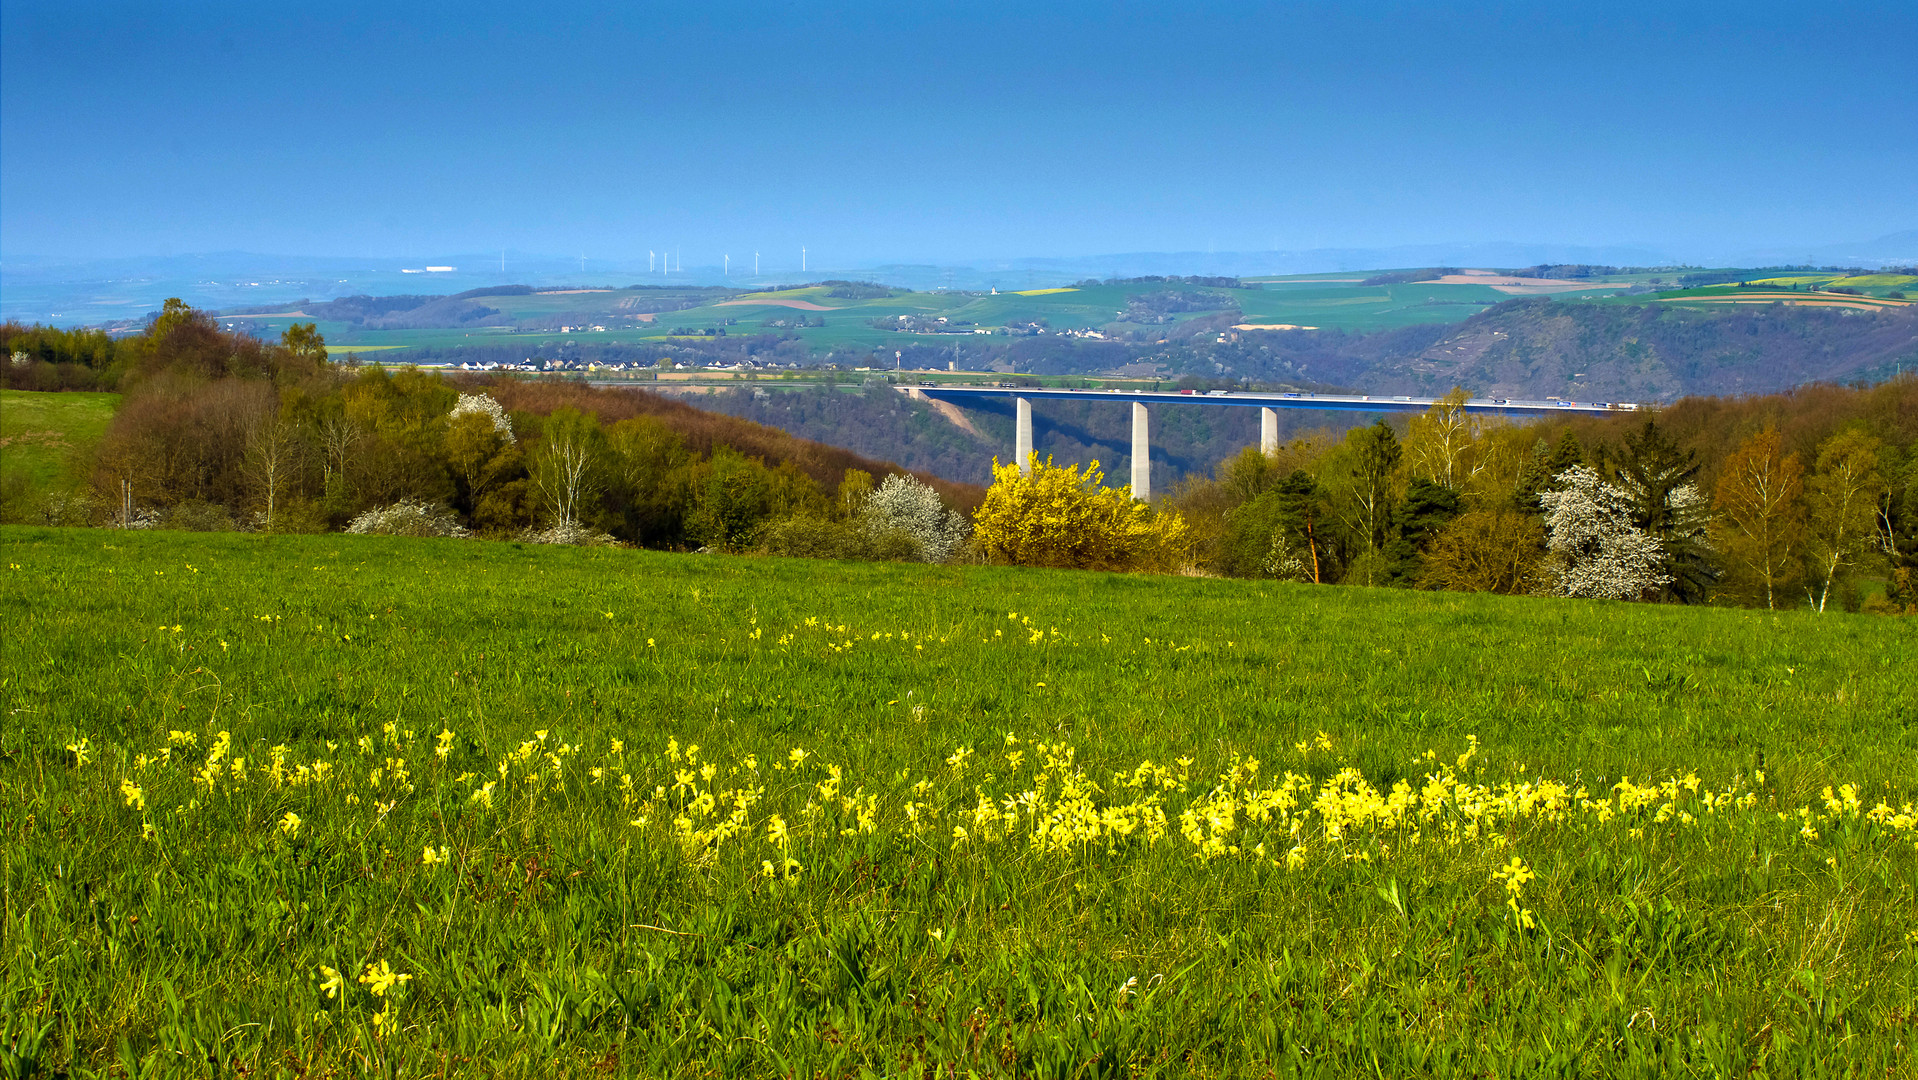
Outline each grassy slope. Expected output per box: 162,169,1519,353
2,528,1913,1076
0,388,118,488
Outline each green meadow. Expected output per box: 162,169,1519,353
3,527,1914,1077
0,389,118,490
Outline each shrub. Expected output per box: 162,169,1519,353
971,455,1192,572
1422,510,1548,594
760,516,922,562
346,499,470,538
519,521,616,546
164,500,237,533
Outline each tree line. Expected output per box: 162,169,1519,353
8,299,1915,611
6,301,981,562
1157,382,1918,613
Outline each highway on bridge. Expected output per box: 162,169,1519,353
907,384,1636,500
911,385,1633,417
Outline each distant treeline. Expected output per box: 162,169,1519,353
1677,266,1869,288
1073,275,1243,289
1360,268,1462,286
821,281,893,299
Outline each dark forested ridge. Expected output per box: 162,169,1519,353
1235,299,1918,401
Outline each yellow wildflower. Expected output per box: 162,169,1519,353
358,960,411,997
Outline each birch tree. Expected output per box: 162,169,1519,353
243,410,299,532
1333,420,1402,553
1405,387,1494,493
1806,428,1883,612
1712,427,1805,610
530,407,604,529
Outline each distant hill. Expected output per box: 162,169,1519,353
1232,298,1918,401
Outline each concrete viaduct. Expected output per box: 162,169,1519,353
909,385,1630,501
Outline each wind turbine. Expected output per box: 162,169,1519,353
802,247,807,273
754,252,759,276
724,254,730,278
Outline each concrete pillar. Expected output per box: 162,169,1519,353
1261,407,1279,459
1015,397,1033,475
1131,401,1151,501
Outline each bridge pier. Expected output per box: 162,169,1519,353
1015,397,1033,475
1132,401,1151,501
1261,407,1278,459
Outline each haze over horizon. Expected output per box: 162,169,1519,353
3,0,1914,271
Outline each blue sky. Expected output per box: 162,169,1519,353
2,1,1913,265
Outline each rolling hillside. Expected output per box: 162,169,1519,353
1229,298,1918,401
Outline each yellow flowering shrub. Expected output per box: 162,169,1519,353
970,454,1192,572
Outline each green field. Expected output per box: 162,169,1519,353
0,388,118,490
3,527,1913,1076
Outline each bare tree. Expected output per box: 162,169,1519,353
1712,427,1805,610
1806,428,1883,612
243,410,299,531
317,412,362,496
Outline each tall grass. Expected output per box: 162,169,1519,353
2,526,1913,1077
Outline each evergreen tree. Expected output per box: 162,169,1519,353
1604,420,1718,602
1382,478,1463,586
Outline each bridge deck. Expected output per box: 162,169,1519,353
913,385,1632,416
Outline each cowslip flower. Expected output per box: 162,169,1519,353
279,812,301,837
318,966,345,999
121,779,145,810
1492,856,1534,896
358,960,412,997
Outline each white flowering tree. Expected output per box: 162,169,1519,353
860,473,970,563
448,392,515,442
1540,466,1669,600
